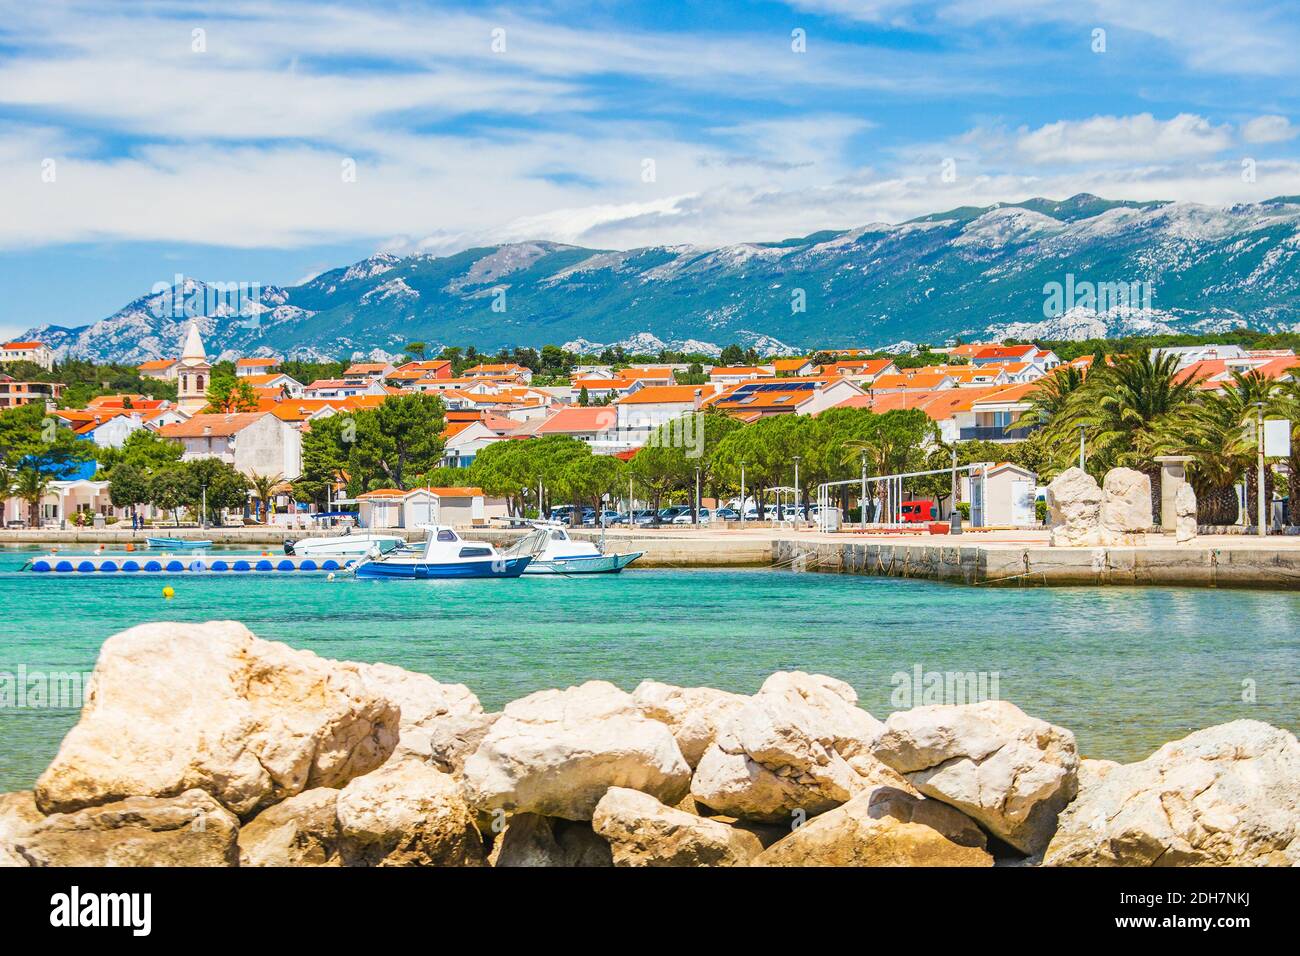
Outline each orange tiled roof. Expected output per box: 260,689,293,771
137,359,177,371
616,384,713,405
158,412,267,438
536,406,618,433
2,341,46,350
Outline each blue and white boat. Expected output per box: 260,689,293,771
352,525,535,579
522,525,643,575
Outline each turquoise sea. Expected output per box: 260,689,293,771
1,544,1297,792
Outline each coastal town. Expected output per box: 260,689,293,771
3,325,1298,536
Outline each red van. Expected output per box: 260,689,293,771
899,499,938,523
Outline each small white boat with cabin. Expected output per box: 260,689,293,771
352,525,539,579
283,529,406,558
522,524,643,575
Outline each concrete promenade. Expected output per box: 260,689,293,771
5,525,1300,586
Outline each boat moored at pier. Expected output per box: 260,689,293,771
523,524,643,575
351,525,538,579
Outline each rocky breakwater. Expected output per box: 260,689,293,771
2,620,1296,867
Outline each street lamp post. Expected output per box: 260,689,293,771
739,461,746,527
694,466,701,526
860,453,867,527
1256,402,1267,537
793,455,801,523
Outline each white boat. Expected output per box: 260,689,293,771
352,525,538,579
284,530,406,558
522,524,643,575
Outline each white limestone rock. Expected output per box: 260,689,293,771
632,681,749,768
462,680,691,821
489,813,614,867
336,758,484,866
14,789,239,867
690,671,904,825
1100,467,1153,545
754,785,993,867
35,621,399,818
870,700,1079,855
344,660,482,763
1047,467,1103,547
1045,721,1300,867
592,786,763,867
238,788,343,867
0,792,42,867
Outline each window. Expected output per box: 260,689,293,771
458,547,492,558
436,529,457,542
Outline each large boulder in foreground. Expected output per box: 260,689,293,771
592,787,763,867
238,788,343,867
35,621,399,818
1100,467,1152,545
1045,721,1300,867
345,661,483,764
754,786,993,867
428,712,501,776
690,671,902,825
632,681,749,768
336,759,484,866
870,701,1078,855
490,813,613,867
462,681,691,820
14,790,238,867
1047,467,1103,547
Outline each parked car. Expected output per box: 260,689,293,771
899,499,938,523
713,507,740,521
657,506,690,523
630,510,659,526
671,508,711,524
582,509,620,526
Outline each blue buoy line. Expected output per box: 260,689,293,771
25,553,356,575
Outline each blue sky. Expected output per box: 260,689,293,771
2,0,1299,339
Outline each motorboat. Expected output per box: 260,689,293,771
352,525,538,579
145,536,212,550
522,524,643,575
283,530,406,558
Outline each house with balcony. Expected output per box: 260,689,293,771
0,376,63,409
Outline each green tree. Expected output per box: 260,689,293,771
97,428,183,478
248,471,285,522
1041,350,1196,478
347,393,446,491
107,461,151,519
15,467,50,526
205,373,259,413
0,402,95,477
149,468,191,527
184,458,250,526
294,413,353,507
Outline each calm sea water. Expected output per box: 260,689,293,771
1,545,1297,792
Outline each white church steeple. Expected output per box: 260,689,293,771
176,321,211,410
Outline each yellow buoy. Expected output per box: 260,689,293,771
162,586,175,600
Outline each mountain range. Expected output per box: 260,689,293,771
22,193,1300,363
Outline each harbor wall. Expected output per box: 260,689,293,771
772,539,1300,589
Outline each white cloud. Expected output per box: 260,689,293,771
1241,115,1298,144
1016,113,1233,165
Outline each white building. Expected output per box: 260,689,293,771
158,412,303,479
356,486,506,528
0,340,55,370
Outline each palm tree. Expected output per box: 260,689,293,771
248,471,284,523
1018,364,1086,430
15,467,50,528
1149,371,1288,524
1045,350,1196,475
0,462,15,526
